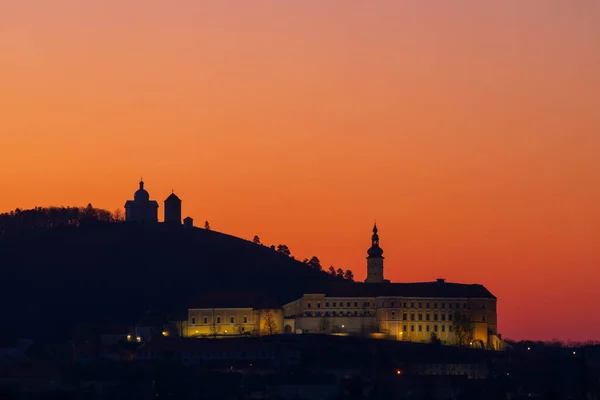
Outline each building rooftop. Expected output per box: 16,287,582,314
306,281,496,299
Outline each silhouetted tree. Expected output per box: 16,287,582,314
430,332,442,345
252,235,261,245
453,311,473,347
276,244,291,257
269,245,276,250
204,221,210,230
336,268,345,279
328,266,336,276
307,256,322,271
320,315,331,333
113,208,125,222
344,269,354,281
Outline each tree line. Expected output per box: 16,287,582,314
251,235,354,281
0,204,124,235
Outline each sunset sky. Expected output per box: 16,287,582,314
1,1,599,341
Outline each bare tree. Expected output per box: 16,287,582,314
261,310,278,335
453,311,473,347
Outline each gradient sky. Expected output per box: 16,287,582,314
1,0,599,341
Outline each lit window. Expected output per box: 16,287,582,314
203,316,208,324
216,316,221,324
230,316,235,324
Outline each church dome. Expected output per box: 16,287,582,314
366,223,384,258
134,180,150,202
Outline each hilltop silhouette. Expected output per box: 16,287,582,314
0,207,343,341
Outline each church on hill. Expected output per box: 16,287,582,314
124,180,192,226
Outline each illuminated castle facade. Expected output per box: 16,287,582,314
182,224,503,350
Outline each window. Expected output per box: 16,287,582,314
418,325,422,332
364,301,370,307
403,302,407,308
456,303,460,309
411,325,415,332
191,316,196,325
243,316,248,324
411,302,414,308
442,303,445,309
403,325,407,332
340,302,343,308
333,302,337,307
403,313,407,321
410,313,415,321
448,314,453,322
230,316,235,324
419,302,422,308
426,325,430,332
325,312,330,316
347,302,351,307
203,316,208,324
463,303,467,309
434,302,438,308
434,325,438,332
317,303,321,308
449,326,453,332
441,314,446,321
482,304,486,309
426,302,430,308
418,313,423,321
482,315,486,322
332,311,336,316
434,314,438,321
426,314,430,321
326,302,330,307
307,302,311,308
354,302,358,307
391,301,395,307
442,325,446,332
354,311,359,316
216,316,221,324
391,311,396,319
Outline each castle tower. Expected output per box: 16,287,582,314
364,223,384,283
164,191,182,224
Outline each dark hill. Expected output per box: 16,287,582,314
0,223,339,341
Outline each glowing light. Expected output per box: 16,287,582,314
527,347,531,351
162,331,168,336
573,351,576,355
136,336,141,342
341,325,345,328
126,334,131,341
396,369,402,375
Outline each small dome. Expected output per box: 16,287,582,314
367,245,384,257
134,180,150,202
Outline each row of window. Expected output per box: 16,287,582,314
191,315,251,325
403,324,453,333
303,311,371,317
307,300,484,310
399,313,486,322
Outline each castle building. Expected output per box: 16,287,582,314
164,191,182,224
181,223,503,350
124,180,159,224
281,224,503,349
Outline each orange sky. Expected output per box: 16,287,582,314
1,1,599,341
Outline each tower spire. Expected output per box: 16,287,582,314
365,222,384,283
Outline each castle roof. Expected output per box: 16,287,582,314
165,192,181,202
307,281,496,299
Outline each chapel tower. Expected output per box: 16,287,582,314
164,191,182,224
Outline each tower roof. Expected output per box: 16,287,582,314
367,222,384,258
165,191,181,202
134,179,150,202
